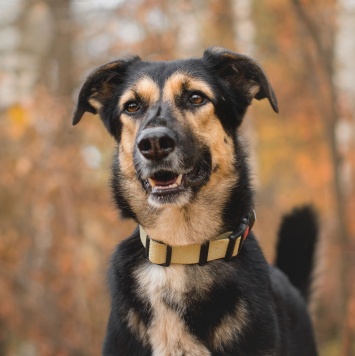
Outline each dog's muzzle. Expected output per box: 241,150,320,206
135,126,187,203
135,126,211,206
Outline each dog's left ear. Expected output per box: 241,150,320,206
203,47,279,113
72,56,141,125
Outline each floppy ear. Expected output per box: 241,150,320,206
203,47,278,113
72,56,141,125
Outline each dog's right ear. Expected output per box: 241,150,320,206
72,56,141,125
203,47,278,113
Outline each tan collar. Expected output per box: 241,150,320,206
139,210,256,267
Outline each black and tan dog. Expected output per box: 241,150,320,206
73,47,318,355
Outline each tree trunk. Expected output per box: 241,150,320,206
46,0,74,97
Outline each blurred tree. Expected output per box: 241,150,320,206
253,0,355,354
202,0,235,48
46,0,74,96
291,0,354,354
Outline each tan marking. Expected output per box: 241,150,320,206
130,257,243,354
135,77,160,103
249,83,260,97
185,261,236,298
163,73,215,103
88,97,102,111
118,76,160,110
211,300,248,351
120,115,139,155
118,150,149,219
149,308,210,356
119,91,136,109
118,113,149,218
135,264,187,305
126,309,149,346
134,264,211,355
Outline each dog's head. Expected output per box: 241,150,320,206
73,48,277,243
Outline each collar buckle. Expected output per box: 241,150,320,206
225,210,256,261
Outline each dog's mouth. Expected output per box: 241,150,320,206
144,171,184,195
138,147,212,206
142,165,209,199
143,170,186,197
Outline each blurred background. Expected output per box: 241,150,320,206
0,0,354,355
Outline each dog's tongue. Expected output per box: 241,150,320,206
148,172,183,189
153,171,177,186
154,177,177,186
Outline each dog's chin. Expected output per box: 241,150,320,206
147,190,192,208
141,168,209,208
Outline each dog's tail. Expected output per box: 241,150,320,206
275,206,318,302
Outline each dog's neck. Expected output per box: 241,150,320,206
138,193,238,246
139,206,225,246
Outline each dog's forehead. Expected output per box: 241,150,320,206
123,59,215,99
133,59,207,84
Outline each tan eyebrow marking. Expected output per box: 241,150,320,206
119,76,160,109
163,73,215,102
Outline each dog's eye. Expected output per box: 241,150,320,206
189,93,206,106
125,101,140,113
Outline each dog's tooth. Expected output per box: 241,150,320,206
176,174,183,186
148,178,156,188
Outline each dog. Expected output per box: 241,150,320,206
73,47,318,355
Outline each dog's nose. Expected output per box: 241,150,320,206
137,128,176,160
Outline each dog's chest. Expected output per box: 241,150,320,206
132,264,211,356
129,262,250,355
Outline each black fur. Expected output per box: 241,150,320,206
73,47,318,355
275,206,318,301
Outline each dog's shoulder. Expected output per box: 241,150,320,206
108,227,146,300
104,229,153,355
